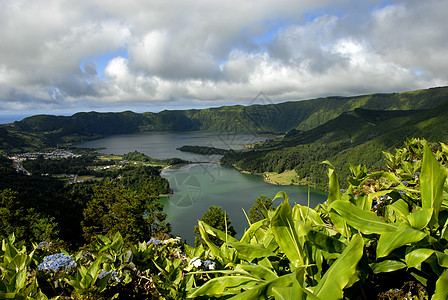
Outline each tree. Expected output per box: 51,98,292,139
248,195,273,224
0,189,58,242
194,206,236,247
82,181,169,243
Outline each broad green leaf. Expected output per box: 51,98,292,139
197,221,222,258
421,144,447,222
271,198,306,268
187,276,259,298
14,269,26,291
292,204,324,225
306,229,346,254
376,224,427,258
329,211,350,238
88,256,103,279
227,274,294,300
370,260,406,274
227,242,276,260
273,191,289,202
240,219,266,244
271,272,320,300
433,269,448,300
234,264,278,282
389,200,409,218
96,274,110,292
200,221,239,244
331,200,398,234
109,232,124,253
314,233,364,300
405,248,434,268
322,161,341,204
271,286,297,300
407,208,433,230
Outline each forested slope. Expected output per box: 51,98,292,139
221,100,448,189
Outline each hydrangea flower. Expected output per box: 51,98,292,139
98,270,120,283
147,238,161,246
203,260,215,270
37,241,50,250
38,253,77,272
81,251,93,261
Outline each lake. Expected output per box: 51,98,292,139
79,131,269,162
79,131,328,244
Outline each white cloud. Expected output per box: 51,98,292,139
0,0,446,114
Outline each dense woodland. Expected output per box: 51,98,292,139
0,154,171,246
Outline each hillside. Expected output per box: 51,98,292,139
1,86,448,152
221,100,448,189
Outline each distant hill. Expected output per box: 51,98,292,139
1,86,448,153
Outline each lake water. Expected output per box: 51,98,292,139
79,132,328,244
79,131,269,162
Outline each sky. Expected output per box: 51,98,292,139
0,0,447,119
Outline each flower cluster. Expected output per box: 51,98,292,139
203,260,216,270
38,253,77,272
147,238,161,246
161,237,182,245
98,270,120,283
81,251,93,261
189,257,215,270
37,241,51,250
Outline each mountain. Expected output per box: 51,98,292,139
1,86,448,153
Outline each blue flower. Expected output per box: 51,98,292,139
203,260,215,270
98,270,120,283
147,238,161,246
38,253,77,272
37,241,50,250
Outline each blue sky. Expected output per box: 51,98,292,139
0,0,446,119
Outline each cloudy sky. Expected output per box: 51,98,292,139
0,0,447,119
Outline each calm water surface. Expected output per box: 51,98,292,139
79,132,328,244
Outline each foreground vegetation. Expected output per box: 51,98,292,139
2,138,448,299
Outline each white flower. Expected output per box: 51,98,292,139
190,257,202,268
204,260,215,270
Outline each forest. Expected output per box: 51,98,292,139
0,153,171,246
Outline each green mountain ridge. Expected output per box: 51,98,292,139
1,86,448,152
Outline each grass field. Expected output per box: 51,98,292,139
263,170,299,185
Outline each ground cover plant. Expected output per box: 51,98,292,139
2,138,448,299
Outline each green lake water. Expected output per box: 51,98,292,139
79,132,328,244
